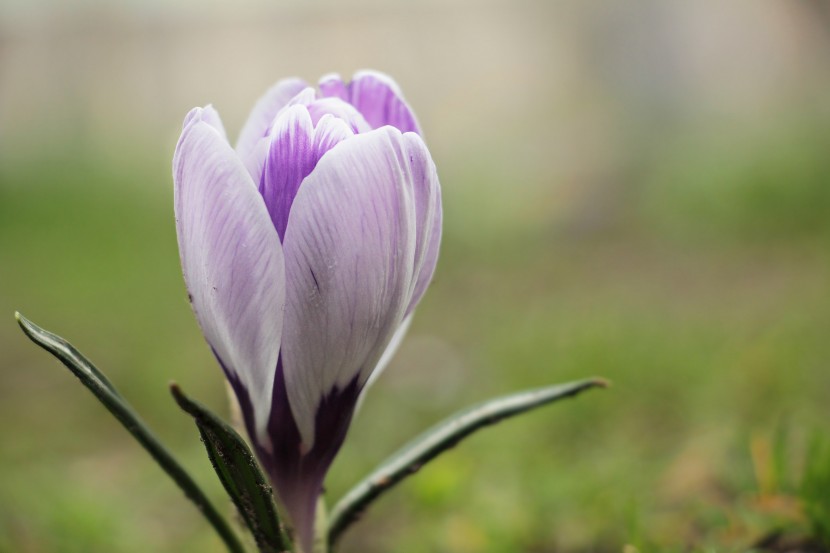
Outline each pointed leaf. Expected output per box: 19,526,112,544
171,384,292,553
327,377,608,546
15,312,246,553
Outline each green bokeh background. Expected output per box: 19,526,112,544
2,1,830,552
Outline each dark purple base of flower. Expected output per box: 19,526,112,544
222,350,361,547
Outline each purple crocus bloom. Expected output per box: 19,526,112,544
173,70,441,550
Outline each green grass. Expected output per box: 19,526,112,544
1,116,830,552
802,435,830,548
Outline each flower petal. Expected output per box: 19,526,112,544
280,126,427,449
284,86,317,109
282,85,372,134
235,77,308,160
306,97,372,134
259,105,356,241
259,105,315,242
318,72,349,101
355,134,441,406
356,314,413,412
313,113,356,154
263,357,359,553
319,70,422,134
401,132,442,314
174,107,285,443
183,104,227,140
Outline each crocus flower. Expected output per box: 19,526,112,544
173,71,441,550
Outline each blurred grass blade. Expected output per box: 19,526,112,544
328,377,608,547
171,384,292,553
801,433,830,547
15,312,246,553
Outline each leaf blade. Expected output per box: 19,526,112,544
171,384,292,553
15,312,246,553
327,377,608,546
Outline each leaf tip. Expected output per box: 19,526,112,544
15,311,37,339
170,381,188,408
170,382,201,420
14,311,29,328
590,377,611,389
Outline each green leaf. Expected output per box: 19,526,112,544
327,377,608,547
171,384,292,553
15,312,246,553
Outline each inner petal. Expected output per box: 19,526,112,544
307,97,372,134
259,103,356,241
319,71,421,135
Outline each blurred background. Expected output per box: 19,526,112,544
2,0,830,551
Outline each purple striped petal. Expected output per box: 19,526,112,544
235,77,308,160
357,314,414,410
284,87,317,108
282,86,372,134
184,104,227,140
306,98,372,134
402,132,442,314
318,73,349,101
261,358,360,553
174,107,285,442
357,136,441,404
313,114,356,154
281,127,419,445
319,71,421,134
259,105,315,242
259,105,356,241
276,127,439,548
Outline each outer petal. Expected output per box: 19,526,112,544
174,107,285,442
354,135,441,406
401,132,442,314
408,206,442,314
281,126,423,448
275,127,434,549
356,314,413,412
319,70,422,134
184,104,227,140
235,77,308,160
